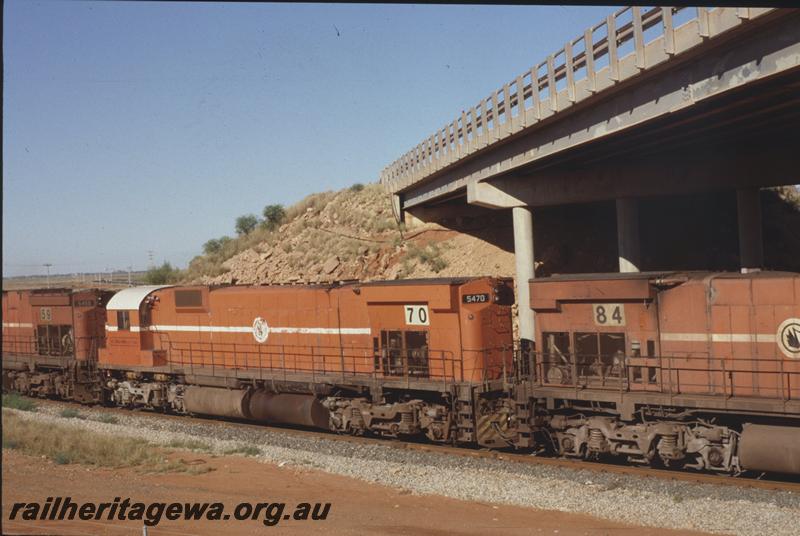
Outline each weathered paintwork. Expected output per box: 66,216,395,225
530,271,800,402
99,278,515,383
2,289,112,360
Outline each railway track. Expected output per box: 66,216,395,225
18,397,800,494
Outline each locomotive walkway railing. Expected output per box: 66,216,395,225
5,336,794,402
524,352,799,402
160,340,513,389
380,6,777,195
1,335,102,361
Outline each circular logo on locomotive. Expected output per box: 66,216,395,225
777,318,800,359
252,317,270,344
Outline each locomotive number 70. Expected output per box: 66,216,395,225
592,303,625,326
404,305,430,326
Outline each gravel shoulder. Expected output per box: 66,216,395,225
6,403,799,536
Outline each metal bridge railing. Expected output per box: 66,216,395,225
380,6,775,194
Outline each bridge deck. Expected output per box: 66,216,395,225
379,7,788,205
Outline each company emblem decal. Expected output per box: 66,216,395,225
777,318,800,359
252,317,270,344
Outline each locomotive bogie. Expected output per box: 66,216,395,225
547,414,739,472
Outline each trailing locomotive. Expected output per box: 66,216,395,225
2,271,799,476
519,271,800,475
2,288,113,402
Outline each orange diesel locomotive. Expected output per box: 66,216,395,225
521,271,800,474
98,277,516,445
2,288,112,400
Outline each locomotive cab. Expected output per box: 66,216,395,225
530,272,662,390
530,271,800,400
360,277,514,383
101,285,173,367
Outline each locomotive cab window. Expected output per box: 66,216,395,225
404,331,429,377
542,331,571,385
574,331,626,379
379,329,429,377
36,325,74,356
543,332,570,363
117,311,131,331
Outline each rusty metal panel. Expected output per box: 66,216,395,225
528,271,800,403
531,275,654,310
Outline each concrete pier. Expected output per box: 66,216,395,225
512,206,536,344
616,198,641,273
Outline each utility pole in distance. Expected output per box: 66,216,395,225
128,265,133,286
43,263,53,288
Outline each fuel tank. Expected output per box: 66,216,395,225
739,424,800,475
249,391,330,430
183,386,251,420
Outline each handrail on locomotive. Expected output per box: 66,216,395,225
5,334,795,402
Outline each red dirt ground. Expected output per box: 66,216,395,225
2,449,710,536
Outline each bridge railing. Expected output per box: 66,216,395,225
380,6,775,194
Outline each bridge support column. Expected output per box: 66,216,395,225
467,180,536,346
736,188,764,272
616,198,641,273
512,206,536,346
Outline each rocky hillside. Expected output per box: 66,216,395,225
186,184,516,286
185,184,800,286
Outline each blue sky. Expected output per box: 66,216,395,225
3,2,616,277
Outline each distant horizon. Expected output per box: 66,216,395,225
3,2,618,278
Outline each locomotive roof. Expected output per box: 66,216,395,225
106,285,173,310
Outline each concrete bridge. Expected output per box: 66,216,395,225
380,7,800,345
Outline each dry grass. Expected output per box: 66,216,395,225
222,445,261,457
405,242,449,273
2,394,36,412
93,413,119,424
60,408,83,419
2,411,213,474
166,438,213,452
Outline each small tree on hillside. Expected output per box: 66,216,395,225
145,262,181,284
235,214,258,236
203,238,222,255
261,204,286,231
